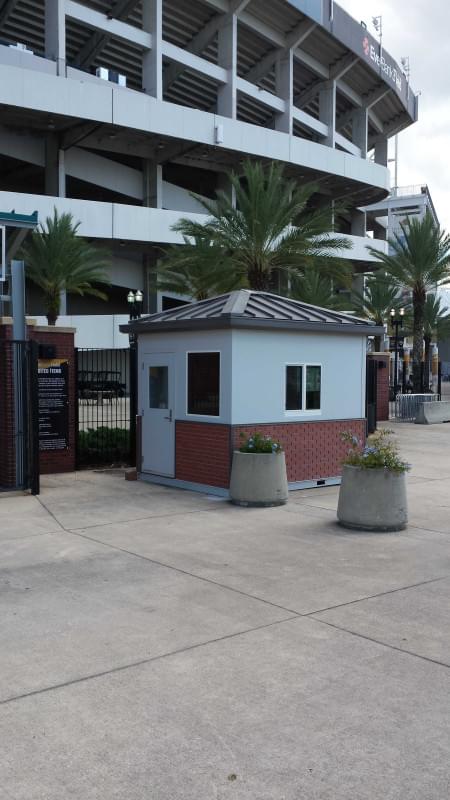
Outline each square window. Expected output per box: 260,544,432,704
187,352,220,416
286,365,303,411
306,366,321,410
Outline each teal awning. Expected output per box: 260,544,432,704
0,211,38,228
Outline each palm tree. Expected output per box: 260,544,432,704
168,160,352,293
157,235,239,301
369,213,450,391
289,266,351,310
422,293,450,390
22,209,110,325
352,272,405,351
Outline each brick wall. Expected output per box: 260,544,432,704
28,326,76,475
233,420,366,483
174,418,366,489
369,354,390,422
175,421,231,488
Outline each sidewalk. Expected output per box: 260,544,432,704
1,422,450,799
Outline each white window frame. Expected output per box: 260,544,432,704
186,350,221,419
284,362,322,416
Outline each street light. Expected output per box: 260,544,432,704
390,307,404,396
127,289,143,321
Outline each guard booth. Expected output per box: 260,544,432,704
121,291,383,496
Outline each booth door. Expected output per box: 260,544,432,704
142,353,175,477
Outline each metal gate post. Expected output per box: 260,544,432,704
28,339,40,495
129,341,137,468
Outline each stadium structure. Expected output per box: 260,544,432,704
0,0,418,344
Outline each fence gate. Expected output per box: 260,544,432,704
75,346,137,468
0,339,39,493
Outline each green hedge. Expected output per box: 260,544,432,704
78,427,130,465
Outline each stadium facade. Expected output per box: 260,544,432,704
0,0,418,342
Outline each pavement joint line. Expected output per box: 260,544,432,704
307,615,450,671
67,505,231,532
0,614,299,707
407,523,450,536
0,530,62,545
36,494,450,624
304,574,450,616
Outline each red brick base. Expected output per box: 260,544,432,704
368,353,390,422
175,419,366,489
176,421,231,488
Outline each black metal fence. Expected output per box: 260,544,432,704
0,339,39,493
75,346,136,467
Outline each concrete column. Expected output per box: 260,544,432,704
351,209,366,237
374,137,388,166
217,172,236,208
45,0,66,76
143,161,163,208
351,272,365,296
352,108,368,158
275,49,293,134
319,80,336,147
142,0,163,99
217,15,237,119
45,134,65,197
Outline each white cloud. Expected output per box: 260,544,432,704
337,0,450,231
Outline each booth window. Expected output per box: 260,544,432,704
306,365,321,410
187,352,220,416
285,364,321,412
286,365,303,410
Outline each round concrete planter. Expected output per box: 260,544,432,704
337,465,408,532
229,451,288,507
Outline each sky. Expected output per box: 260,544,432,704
338,0,450,233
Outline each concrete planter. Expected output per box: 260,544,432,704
337,465,408,532
229,451,288,507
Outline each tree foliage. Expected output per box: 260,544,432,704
22,209,110,324
161,160,352,294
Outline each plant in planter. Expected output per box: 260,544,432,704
229,432,288,507
337,429,410,532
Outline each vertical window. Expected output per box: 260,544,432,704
187,353,220,416
306,366,321,410
149,366,168,409
286,365,303,411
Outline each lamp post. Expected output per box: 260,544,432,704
390,307,404,396
127,289,143,321
126,290,143,469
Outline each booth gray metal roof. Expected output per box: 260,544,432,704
121,290,385,336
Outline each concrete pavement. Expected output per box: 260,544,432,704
1,422,450,798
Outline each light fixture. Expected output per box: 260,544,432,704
127,290,135,304
400,307,405,317
390,308,395,317
135,289,143,304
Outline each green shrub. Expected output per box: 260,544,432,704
78,427,130,465
239,431,283,454
341,429,410,474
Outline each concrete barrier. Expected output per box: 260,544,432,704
415,401,450,424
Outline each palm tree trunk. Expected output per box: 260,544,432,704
412,288,425,392
45,290,60,327
374,335,382,352
423,335,431,391
247,268,272,291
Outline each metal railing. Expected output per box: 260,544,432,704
394,393,441,422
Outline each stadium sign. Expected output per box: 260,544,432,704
363,36,402,92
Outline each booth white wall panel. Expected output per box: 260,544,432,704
230,329,366,424
138,330,232,424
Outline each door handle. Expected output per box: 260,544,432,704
164,409,173,422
